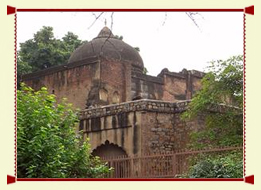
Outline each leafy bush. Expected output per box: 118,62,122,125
187,152,243,178
17,84,111,178
182,55,243,148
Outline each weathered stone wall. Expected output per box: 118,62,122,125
23,58,100,110
22,56,205,157
161,69,204,101
131,71,164,100
79,99,205,156
23,57,135,109
130,69,204,102
162,74,187,101
140,112,205,154
100,58,132,104
80,110,142,157
192,76,202,94
23,55,204,110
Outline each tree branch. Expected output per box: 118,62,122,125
88,12,104,29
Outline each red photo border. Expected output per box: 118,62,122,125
7,5,254,185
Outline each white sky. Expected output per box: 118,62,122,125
17,12,243,76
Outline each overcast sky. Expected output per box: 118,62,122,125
17,12,243,76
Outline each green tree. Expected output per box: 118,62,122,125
61,32,86,60
183,55,243,148
17,26,85,87
180,55,243,178
17,84,111,178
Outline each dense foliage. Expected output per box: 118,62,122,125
181,55,243,178
187,152,243,178
17,84,111,178
183,55,243,148
17,26,85,87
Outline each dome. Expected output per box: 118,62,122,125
68,26,144,69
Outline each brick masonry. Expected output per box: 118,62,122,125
21,27,207,158
79,99,205,156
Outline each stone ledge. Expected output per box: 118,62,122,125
79,99,191,119
79,99,242,119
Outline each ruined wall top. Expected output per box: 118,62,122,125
79,99,191,119
157,68,205,79
79,99,242,120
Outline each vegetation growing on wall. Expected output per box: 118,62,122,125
181,55,243,178
17,84,111,178
183,55,243,148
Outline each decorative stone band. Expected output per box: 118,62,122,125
79,99,242,119
79,99,191,119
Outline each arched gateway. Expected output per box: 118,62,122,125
92,140,130,178
92,140,128,158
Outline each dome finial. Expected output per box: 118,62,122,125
96,25,114,38
105,19,107,26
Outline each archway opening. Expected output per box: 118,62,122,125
92,140,130,178
92,140,127,158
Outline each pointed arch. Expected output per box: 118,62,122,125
112,91,120,104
